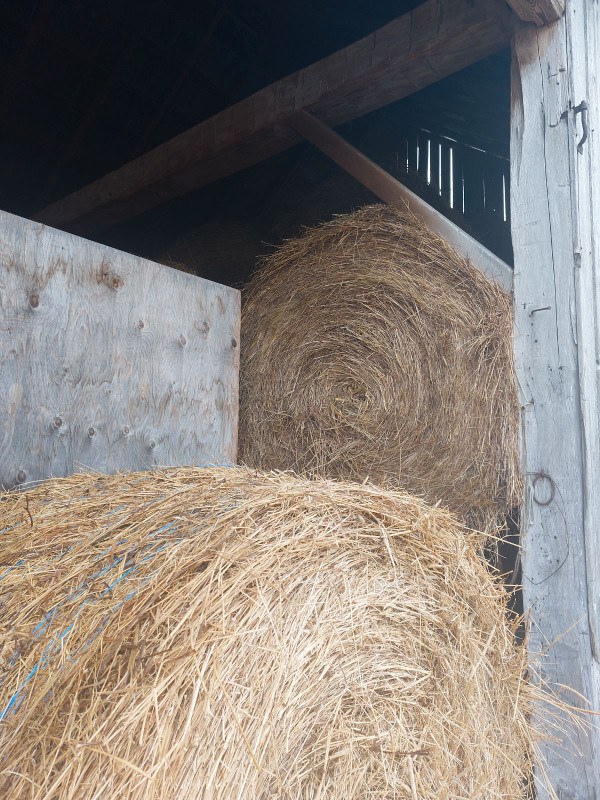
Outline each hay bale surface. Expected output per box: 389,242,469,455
239,204,520,530
0,468,544,799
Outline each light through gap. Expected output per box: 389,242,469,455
427,139,431,184
449,148,454,208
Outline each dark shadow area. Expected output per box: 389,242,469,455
0,0,511,288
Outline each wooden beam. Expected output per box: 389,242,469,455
505,0,564,25
288,110,513,292
34,0,512,234
511,1,600,795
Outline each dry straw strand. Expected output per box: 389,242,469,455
239,203,521,531
0,467,561,799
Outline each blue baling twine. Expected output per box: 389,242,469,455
0,523,194,724
0,464,242,725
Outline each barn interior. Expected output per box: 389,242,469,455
2,4,598,792
1,0,512,289
1,0,519,589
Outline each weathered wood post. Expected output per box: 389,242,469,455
511,1,600,796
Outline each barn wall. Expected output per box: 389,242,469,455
511,3,600,795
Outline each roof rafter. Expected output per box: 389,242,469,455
289,110,513,292
35,0,512,234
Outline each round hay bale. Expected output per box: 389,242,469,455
239,204,521,531
0,467,546,799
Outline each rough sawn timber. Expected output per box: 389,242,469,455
511,2,600,796
288,110,513,292
34,0,512,234
505,0,565,26
0,210,240,489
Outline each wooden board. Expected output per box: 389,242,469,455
0,210,240,489
506,0,564,25
289,110,513,292
510,2,600,796
34,0,512,234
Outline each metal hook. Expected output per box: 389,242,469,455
573,101,589,155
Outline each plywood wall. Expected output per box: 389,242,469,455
0,210,240,489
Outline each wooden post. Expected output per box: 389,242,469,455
511,2,600,796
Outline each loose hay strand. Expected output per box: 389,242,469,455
239,204,522,531
0,467,568,799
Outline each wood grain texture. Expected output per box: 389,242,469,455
511,3,600,796
34,0,512,234
0,210,240,489
288,110,513,292
506,0,564,25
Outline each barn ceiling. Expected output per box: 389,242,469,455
0,0,424,217
0,0,511,276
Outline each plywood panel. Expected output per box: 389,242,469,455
0,210,240,489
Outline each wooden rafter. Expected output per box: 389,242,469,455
36,0,164,209
288,110,513,292
505,0,564,25
34,0,512,234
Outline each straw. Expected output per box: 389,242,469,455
239,203,521,531
0,467,560,799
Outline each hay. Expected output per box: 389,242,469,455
239,204,521,531
0,467,560,799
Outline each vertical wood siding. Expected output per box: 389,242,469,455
511,2,600,796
